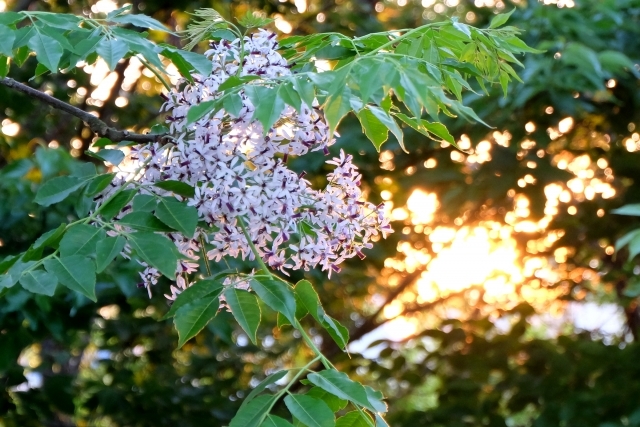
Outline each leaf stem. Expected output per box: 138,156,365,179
137,56,172,91
258,355,322,425
199,234,212,276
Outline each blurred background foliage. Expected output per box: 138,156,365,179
1,0,640,426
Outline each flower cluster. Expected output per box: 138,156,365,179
95,29,392,300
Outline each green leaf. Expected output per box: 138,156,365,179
92,137,113,148
395,113,456,146
44,256,97,301
307,370,373,411
307,387,348,412
357,108,388,151
374,415,388,427
237,11,274,29
165,48,213,76
262,415,294,427
107,5,133,19
489,8,515,29
85,148,125,166
367,105,400,149
0,25,16,57
241,370,288,409
278,82,302,112
162,278,224,319
225,288,261,344
230,395,275,427
615,229,640,254
250,277,297,324
119,211,174,233
96,37,129,71
95,235,126,273
28,31,63,72
294,280,321,322
154,180,196,198
111,27,165,70
35,175,85,206
187,99,219,124
324,87,353,137
0,55,8,78
363,387,387,413
33,13,81,30
98,189,136,219
284,394,335,427
37,24,75,52
224,92,244,118
359,61,395,104
132,194,158,212
336,412,372,427
320,312,349,350
219,75,261,92
174,295,220,347
13,26,33,50
19,269,58,296
110,14,174,33
612,204,640,216
13,45,30,66
73,35,105,63
244,86,286,132
128,232,179,278
86,173,116,196
33,224,67,251
451,21,471,38
292,77,315,108
154,197,199,238
59,224,106,258
0,11,23,26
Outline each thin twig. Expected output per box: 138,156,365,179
0,77,165,144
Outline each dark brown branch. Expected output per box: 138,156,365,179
0,77,165,144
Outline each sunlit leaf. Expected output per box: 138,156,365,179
357,108,388,151
489,8,515,29
250,277,296,324
96,37,129,71
109,13,174,34
85,148,125,166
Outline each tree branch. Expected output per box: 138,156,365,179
0,77,165,144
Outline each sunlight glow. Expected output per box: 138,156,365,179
407,190,438,224
1,119,20,137
91,0,119,15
